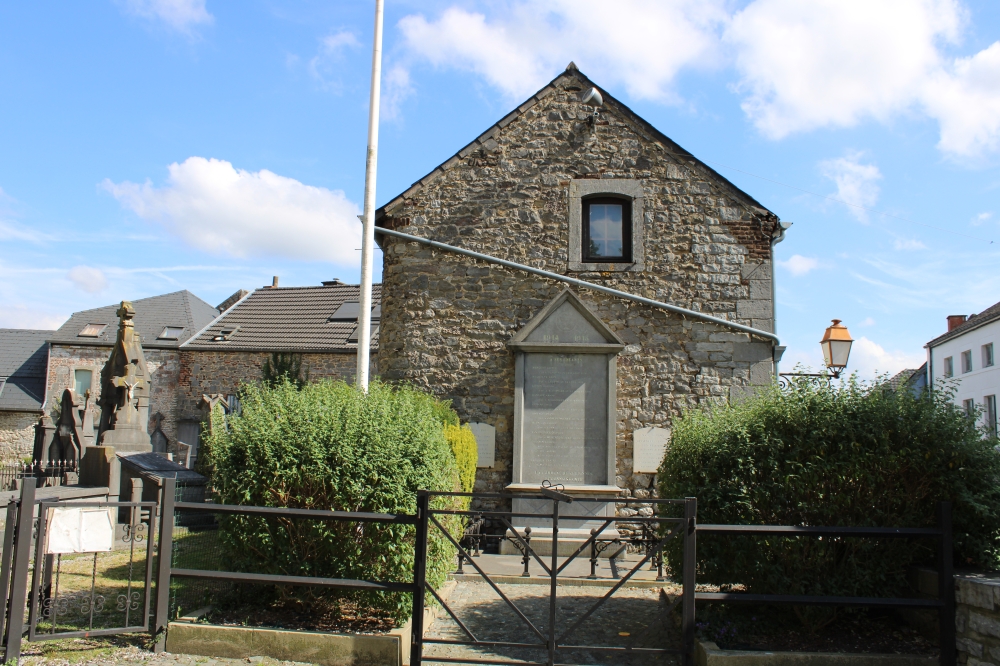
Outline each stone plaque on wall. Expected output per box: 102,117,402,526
469,422,495,468
522,353,608,485
633,426,669,474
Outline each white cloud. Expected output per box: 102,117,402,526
398,1,728,102
101,157,362,263
848,336,925,379
395,1,1000,159
67,266,109,294
309,31,361,90
893,238,927,250
726,0,962,138
923,43,1000,158
381,65,414,120
859,317,876,327
119,0,213,34
0,305,67,330
778,254,819,276
0,220,52,243
819,152,881,222
972,211,993,226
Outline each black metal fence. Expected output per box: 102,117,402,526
0,460,78,491
0,477,958,666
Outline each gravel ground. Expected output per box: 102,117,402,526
423,581,681,665
18,639,313,666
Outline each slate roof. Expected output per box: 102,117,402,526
926,300,1000,348
48,291,219,350
182,283,381,353
887,363,927,391
0,329,51,412
376,63,776,227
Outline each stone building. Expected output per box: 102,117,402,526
44,290,222,454
175,281,382,460
0,329,50,460
374,64,785,512
32,282,380,465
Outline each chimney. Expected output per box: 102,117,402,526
321,279,343,286
947,314,967,332
271,276,279,288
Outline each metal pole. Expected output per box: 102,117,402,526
548,499,559,666
682,497,697,666
938,501,955,666
0,500,19,641
355,0,385,391
410,490,429,666
4,478,36,663
153,477,176,652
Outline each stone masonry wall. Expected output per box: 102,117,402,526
174,350,361,423
0,411,41,461
377,69,779,502
956,574,1000,664
46,345,180,445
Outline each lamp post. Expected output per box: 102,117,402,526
779,319,854,386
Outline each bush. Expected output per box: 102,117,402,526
205,379,461,624
444,424,478,494
659,377,1000,620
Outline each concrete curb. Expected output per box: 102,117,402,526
165,580,457,666
696,640,937,666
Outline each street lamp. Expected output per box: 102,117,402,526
819,319,853,379
779,319,854,384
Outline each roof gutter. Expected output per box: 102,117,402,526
375,226,779,344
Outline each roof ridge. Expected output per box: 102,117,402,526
375,66,775,219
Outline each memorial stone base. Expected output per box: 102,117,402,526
500,485,621,557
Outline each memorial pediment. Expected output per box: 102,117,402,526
508,289,623,353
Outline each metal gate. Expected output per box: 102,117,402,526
410,487,696,666
0,478,160,661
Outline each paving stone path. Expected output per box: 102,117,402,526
423,581,682,665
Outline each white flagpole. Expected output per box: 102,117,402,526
356,0,384,391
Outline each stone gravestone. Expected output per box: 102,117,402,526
502,289,624,555
95,301,152,453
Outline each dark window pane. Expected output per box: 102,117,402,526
588,203,623,257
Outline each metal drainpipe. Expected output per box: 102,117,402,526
375,225,780,344
770,221,792,375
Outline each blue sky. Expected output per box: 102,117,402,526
2,0,999,379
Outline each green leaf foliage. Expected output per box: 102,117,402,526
444,424,478,495
659,377,1000,604
205,379,461,624
261,352,309,389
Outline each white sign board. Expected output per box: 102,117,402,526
46,507,115,554
633,426,670,474
469,422,496,468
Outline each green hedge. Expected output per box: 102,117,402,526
659,378,1000,606
205,379,461,624
444,424,478,495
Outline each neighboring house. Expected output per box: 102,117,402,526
44,290,224,450
0,330,51,460
375,64,784,503
176,281,382,461
887,363,928,395
926,304,1000,435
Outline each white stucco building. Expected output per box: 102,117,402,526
926,303,1000,435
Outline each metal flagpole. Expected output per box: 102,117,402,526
356,0,384,391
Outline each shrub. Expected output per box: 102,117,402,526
205,379,461,624
444,424,478,494
659,377,1000,621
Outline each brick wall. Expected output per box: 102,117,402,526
175,350,361,423
46,344,180,443
376,70,779,501
0,411,40,461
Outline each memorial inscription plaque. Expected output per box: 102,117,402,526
522,353,607,485
503,289,625,545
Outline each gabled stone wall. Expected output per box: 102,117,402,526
376,69,780,500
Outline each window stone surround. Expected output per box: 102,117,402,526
568,178,645,272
